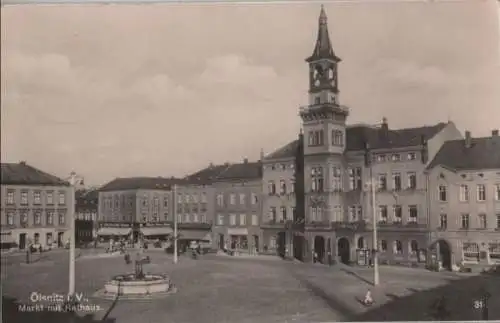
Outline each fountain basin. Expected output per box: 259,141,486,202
104,273,171,295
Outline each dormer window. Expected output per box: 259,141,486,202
407,152,416,161
391,154,401,162
376,155,386,162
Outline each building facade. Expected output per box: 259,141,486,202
186,160,263,253
0,162,73,250
75,188,98,244
97,177,183,243
261,6,463,266
427,130,500,270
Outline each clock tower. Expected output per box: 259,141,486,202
299,6,349,260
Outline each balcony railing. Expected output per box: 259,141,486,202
299,103,349,115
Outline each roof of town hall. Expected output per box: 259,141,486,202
427,135,500,171
98,177,185,192
264,122,449,160
0,162,69,186
183,161,262,184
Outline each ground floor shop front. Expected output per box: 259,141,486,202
261,227,429,266
1,228,69,250
212,226,261,254
429,230,500,271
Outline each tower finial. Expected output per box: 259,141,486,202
306,5,339,63
319,4,327,24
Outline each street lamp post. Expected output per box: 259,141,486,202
369,174,380,286
68,172,77,297
173,184,178,264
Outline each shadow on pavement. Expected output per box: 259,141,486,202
1,296,116,323
351,271,499,321
340,268,374,286
290,270,356,320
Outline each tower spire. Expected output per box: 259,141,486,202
306,5,340,63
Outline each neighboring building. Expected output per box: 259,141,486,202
261,6,463,265
0,162,73,250
75,188,98,244
98,177,184,242
426,130,500,270
185,159,263,253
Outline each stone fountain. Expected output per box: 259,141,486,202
95,252,177,300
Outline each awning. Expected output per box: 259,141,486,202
1,233,15,244
97,227,132,236
179,230,211,241
140,227,173,236
227,228,248,236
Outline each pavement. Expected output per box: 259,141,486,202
1,251,499,323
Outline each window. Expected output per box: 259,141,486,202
407,172,417,189
308,130,324,146
357,237,365,249
34,233,39,244
477,184,486,201
332,166,342,191
239,194,246,205
279,180,287,195
240,214,246,226
58,212,66,225
269,207,277,222
251,214,258,226
6,190,14,204
349,206,357,221
461,214,470,229
21,191,28,205
229,214,236,226
356,206,363,221
393,205,402,223
46,211,54,225
380,240,388,252
408,205,418,223
463,242,479,259
268,181,276,195
376,155,386,162
311,167,324,192
201,193,207,203
497,214,500,229
201,214,207,223
192,194,198,203
460,185,469,202
251,193,258,204
229,194,236,205
439,214,447,230
217,214,224,225
332,130,343,146
177,214,183,224
377,174,387,190
478,213,487,229
394,240,403,255
348,167,362,191
291,207,296,219
378,205,388,223
310,207,323,222
333,206,343,222
438,185,447,202
177,194,183,204
20,211,28,226
280,207,287,222
314,97,320,104
392,173,402,191
6,212,14,225
410,240,418,255
495,184,500,201
34,211,42,225
391,154,401,162
185,195,191,203
216,194,224,206
192,214,199,223
407,152,417,161
33,191,42,205
290,179,295,194
58,192,66,205
184,214,190,223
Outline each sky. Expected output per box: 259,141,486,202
1,0,500,186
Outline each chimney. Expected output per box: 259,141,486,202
243,158,248,164
492,129,499,137
209,162,214,168
381,117,388,132
260,148,264,161
19,161,26,165
465,131,472,148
